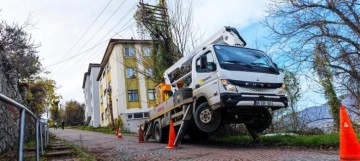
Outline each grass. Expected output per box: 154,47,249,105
70,126,132,135
69,126,351,150
24,139,37,148
213,133,342,149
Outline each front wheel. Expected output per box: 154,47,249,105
194,102,221,133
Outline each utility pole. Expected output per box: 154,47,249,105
136,0,181,83
137,0,171,41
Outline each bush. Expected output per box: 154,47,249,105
114,116,124,130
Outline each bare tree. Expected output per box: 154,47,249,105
0,20,41,81
167,0,200,55
313,42,340,130
269,69,302,133
283,69,302,131
264,0,360,125
134,0,200,83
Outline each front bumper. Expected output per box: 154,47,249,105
220,93,288,109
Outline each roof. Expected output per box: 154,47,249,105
96,38,153,81
82,63,101,89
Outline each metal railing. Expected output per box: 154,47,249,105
0,93,49,161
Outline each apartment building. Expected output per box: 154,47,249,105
97,39,155,132
82,63,101,127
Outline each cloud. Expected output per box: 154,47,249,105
192,0,270,34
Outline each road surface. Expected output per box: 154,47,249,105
51,129,338,161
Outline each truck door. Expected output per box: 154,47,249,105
193,51,220,107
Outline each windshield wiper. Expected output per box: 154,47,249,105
267,66,279,73
250,62,279,73
250,62,269,67
222,61,252,68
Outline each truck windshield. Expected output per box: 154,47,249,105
214,45,279,74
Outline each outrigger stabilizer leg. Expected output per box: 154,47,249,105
174,104,193,146
246,126,260,144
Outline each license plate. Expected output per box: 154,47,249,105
255,101,273,106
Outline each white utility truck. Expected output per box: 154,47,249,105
142,26,287,144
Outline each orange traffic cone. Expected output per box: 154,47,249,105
118,128,123,139
340,104,360,161
165,121,176,149
138,125,144,143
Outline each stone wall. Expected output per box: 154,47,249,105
0,65,35,154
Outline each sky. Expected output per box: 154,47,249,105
0,0,326,108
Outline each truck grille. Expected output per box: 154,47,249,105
239,87,274,93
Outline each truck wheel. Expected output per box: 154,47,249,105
194,102,221,133
245,108,272,133
154,123,168,143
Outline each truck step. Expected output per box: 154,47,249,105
171,111,184,119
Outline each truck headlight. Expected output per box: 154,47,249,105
278,84,286,95
221,79,238,92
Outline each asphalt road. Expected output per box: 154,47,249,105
50,129,339,161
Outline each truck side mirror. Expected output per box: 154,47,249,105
200,55,207,69
207,62,216,71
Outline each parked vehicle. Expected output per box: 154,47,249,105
142,26,288,144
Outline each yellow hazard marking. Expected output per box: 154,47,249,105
344,122,349,128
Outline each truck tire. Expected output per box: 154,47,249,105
154,123,168,143
245,108,272,133
194,102,221,133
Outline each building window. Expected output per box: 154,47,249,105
144,112,149,118
134,113,143,119
148,89,155,101
143,47,151,57
128,90,139,102
127,112,149,119
125,47,134,57
126,68,136,78
196,51,216,72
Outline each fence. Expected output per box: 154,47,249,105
0,93,49,161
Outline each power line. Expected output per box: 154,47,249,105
44,38,109,68
56,1,139,77
68,1,139,74
45,21,136,75
88,3,137,47
72,0,129,54
49,0,153,86
63,22,137,78
51,0,113,70
51,0,129,72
